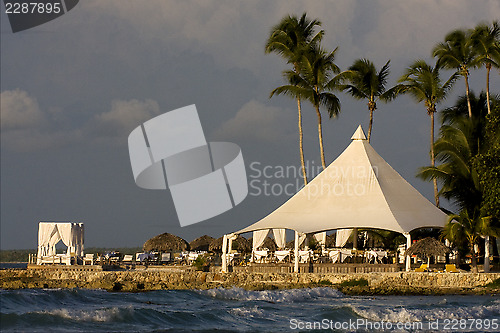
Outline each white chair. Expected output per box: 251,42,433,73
41,255,61,264
298,250,312,263
122,254,133,263
161,253,171,263
275,250,290,262
188,252,200,262
136,252,153,263
83,253,94,265
253,250,268,262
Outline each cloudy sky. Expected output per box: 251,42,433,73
1,0,499,249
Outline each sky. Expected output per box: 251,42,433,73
1,0,499,250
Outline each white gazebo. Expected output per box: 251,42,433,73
222,125,448,272
36,222,84,265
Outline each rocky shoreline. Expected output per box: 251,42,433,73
1,268,500,295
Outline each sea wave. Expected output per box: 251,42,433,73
198,286,343,303
39,306,133,322
351,297,500,324
1,289,499,332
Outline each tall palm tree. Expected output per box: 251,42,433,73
418,117,484,214
441,91,492,123
433,29,481,118
340,59,400,142
470,21,500,115
265,13,324,185
442,210,496,272
418,116,491,273
399,60,458,206
271,46,341,169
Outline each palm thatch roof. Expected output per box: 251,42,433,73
248,237,277,251
189,235,215,252
405,237,450,258
209,235,251,253
143,233,190,252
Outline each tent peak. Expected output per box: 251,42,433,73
351,125,367,140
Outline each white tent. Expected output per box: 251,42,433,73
37,222,84,265
222,126,448,272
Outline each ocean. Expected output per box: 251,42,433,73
0,287,498,332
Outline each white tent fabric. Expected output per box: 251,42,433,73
297,232,307,248
313,232,326,247
37,222,84,264
272,229,286,249
335,229,352,247
236,125,447,235
252,229,269,250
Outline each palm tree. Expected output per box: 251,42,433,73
433,29,481,118
399,60,458,206
265,13,324,185
418,117,489,273
470,21,500,115
441,91,493,124
271,46,341,169
443,210,497,272
340,59,400,142
418,117,484,214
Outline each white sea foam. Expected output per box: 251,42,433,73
230,306,263,317
199,287,343,303
39,306,133,322
352,302,500,323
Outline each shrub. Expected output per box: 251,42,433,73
339,278,368,287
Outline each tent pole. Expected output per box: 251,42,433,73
222,234,228,273
294,231,299,273
405,233,411,272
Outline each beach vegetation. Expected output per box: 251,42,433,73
470,21,500,115
317,279,332,286
433,29,482,118
339,58,401,142
192,254,210,272
338,278,368,287
398,60,458,206
485,278,500,289
266,13,324,184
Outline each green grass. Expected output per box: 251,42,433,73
485,278,500,288
317,279,333,286
338,278,369,287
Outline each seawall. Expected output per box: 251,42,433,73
1,269,500,294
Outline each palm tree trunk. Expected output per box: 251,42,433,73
464,73,473,118
484,235,490,273
368,108,374,143
486,63,492,115
367,100,376,143
315,106,326,169
470,243,478,273
297,98,308,185
430,111,439,206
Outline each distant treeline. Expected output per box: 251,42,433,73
0,247,143,262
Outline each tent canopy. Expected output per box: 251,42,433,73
236,125,447,235
37,222,84,263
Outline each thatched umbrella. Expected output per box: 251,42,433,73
248,237,277,251
189,235,215,251
405,237,450,264
209,235,251,253
143,233,190,252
